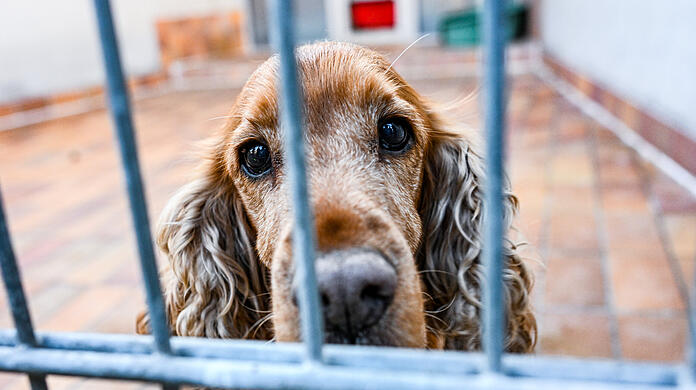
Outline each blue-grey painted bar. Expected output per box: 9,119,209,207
0,188,48,390
0,338,684,389
268,0,324,363
481,0,507,373
92,0,172,357
0,330,682,387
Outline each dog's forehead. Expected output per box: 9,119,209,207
239,43,408,131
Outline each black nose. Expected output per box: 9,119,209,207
297,250,396,338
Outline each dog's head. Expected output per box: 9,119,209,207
139,42,535,351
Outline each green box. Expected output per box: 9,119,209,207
439,4,528,47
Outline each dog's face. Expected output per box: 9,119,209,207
223,43,429,346
143,41,536,353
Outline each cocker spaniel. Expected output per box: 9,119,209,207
137,41,536,352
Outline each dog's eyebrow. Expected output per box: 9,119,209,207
228,119,277,147
368,91,419,120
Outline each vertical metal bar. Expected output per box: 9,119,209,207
92,0,172,356
481,0,507,374
268,0,324,364
0,187,48,390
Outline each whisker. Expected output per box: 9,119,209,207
246,312,275,338
387,33,431,72
425,296,457,314
424,313,449,328
207,115,238,121
417,269,455,276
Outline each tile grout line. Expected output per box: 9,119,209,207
588,123,623,360
631,150,690,311
528,79,560,355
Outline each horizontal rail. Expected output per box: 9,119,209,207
0,331,683,388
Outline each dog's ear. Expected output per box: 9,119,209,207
417,111,536,352
136,159,271,339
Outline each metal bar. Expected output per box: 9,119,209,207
0,345,683,390
0,330,682,387
267,0,324,363
0,188,48,390
92,0,171,356
481,0,508,374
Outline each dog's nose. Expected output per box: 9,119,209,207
297,250,396,337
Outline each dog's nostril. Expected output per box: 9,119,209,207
321,292,331,307
360,283,389,302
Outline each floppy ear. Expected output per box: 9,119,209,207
417,113,536,352
136,162,271,339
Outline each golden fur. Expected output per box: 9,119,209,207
137,41,536,352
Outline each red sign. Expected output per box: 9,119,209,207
351,1,395,30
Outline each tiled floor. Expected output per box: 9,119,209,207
0,51,695,389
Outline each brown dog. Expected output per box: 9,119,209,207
137,41,536,352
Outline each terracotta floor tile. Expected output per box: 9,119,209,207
557,115,589,142
550,150,594,188
544,255,605,307
45,376,87,390
663,214,696,290
596,151,642,189
601,186,652,215
90,289,145,334
550,185,594,215
539,311,613,358
39,286,131,332
618,315,687,362
608,242,685,312
28,283,80,323
526,101,554,127
0,374,19,389
604,212,662,249
663,214,696,263
549,211,600,255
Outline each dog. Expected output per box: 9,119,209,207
137,41,536,352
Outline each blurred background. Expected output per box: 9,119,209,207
1,1,695,389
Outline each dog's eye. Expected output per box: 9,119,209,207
378,118,412,153
240,142,272,178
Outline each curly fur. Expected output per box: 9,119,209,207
417,116,536,351
137,163,273,339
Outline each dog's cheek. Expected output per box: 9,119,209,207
390,260,427,348
270,238,301,342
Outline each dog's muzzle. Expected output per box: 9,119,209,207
293,249,397,344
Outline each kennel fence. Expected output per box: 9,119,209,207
0,0,695,389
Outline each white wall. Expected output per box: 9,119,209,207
540,0,696,138
0,0,241,104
